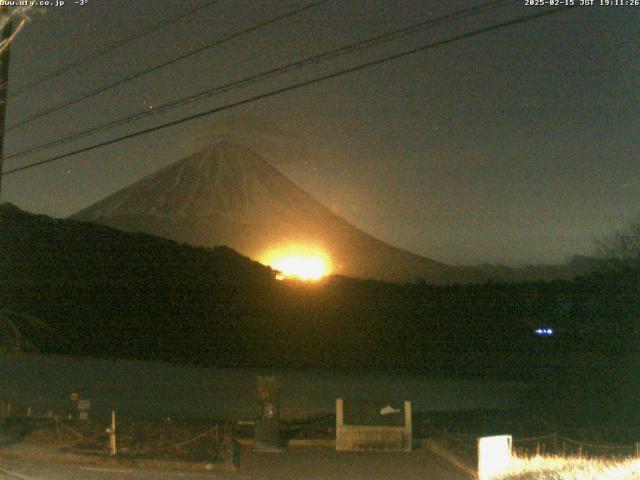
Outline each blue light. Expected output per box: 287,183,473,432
535,327,554,336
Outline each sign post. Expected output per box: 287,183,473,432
254,376,280,451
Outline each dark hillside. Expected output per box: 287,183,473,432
1,204,638,385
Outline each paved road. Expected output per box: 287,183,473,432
0,460,229,480
239,448,472,480
0,448,471,479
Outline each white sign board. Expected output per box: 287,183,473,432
477,434,512,480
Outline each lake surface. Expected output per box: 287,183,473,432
0,353,529,421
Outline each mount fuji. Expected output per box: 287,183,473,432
71,142,484,283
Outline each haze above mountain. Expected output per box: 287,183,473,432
72,142,592,283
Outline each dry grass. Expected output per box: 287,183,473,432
496,455,640,479
20,418,223,461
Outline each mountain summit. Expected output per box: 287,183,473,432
72,142,477,283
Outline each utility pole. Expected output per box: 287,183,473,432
0,16,13,203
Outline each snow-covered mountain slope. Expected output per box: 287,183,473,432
72,142,480,283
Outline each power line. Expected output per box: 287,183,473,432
5,0,511,162
0,6,575,178
11,0,220,97
6,0,331,132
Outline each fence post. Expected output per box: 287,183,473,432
636,441,639,458
553,432,557,455
107,409,117,456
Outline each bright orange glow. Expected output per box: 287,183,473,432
262,247,331,281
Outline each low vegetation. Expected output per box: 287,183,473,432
497,455,640,480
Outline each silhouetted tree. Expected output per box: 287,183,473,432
594,219,640,271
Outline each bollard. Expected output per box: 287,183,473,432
477,435,512,480
232,440,241,469
225,436,242,470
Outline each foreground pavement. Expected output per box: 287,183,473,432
0,459,227,479
0,447,471,480
239,448,471,479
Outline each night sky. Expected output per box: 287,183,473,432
2,0,638,266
